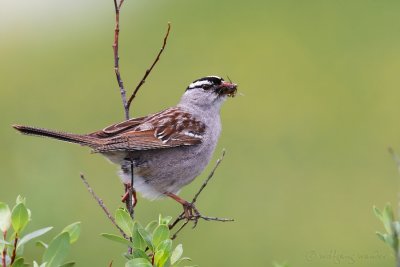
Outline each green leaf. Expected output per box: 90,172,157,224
33,261,46,267
153,225,170,248
115,208,133,237
382,203,395,234
36,241,48,249
11,257,25,267
0,239,11,245
138,228,153,252
154,250,166,267
43,232,71,267
62,222,81,244
16,196,26,205
132,223,146,251
124,253,134,260
159,215,173,226
373,206,383,220
171,244,183,265
101,233,131,245
394,221,400,235
59,262,75,267
376,232,386,243
173,257,192,266
384,234,395,249
145,220,158,234
17,227,53,248
0,202,11,232
155,240,172,267
11,203,29,234
125,258,152,267
157,239,172,253
132,248,149,260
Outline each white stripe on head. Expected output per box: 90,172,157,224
188,80,212,89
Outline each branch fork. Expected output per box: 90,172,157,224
169,150,234,239
79,0,233,246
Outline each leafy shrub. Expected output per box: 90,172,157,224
102,208,193,267
0,196,80,267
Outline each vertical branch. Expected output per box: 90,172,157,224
112,0,129,120
10,234,18,265
110,0,171,235
111,0,135,221
1,231,6,267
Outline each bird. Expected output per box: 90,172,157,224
13,76,237,218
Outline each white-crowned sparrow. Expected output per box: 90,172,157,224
13,76,237,213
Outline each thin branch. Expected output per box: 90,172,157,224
80,173,128,239
1,231,6,267
10,234,18,264
111,0,136,223
112,0,129,120
169,149,234,239
126,22,171,110
171,220,189,240
192,149,225,204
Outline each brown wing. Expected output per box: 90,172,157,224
91,107,206,152
88,116,148,138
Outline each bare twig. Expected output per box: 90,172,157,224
112,0,129,120
126,160,136,219
126,22,171,110
10,234,18,264
169,149,234,239
80,173,128,239
192,149,225,203
111,0,136,221
171,220,189,240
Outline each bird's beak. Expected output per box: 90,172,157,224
218,81,238,97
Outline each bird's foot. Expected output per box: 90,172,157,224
121,184,137,207
181,202,201,227
165,192,203,227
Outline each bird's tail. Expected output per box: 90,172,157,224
12,124,99,146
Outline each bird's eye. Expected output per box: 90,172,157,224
202,84,212,90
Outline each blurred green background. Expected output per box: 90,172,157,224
2,0,400,266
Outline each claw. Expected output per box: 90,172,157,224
121,184,137,207
165,192,202,227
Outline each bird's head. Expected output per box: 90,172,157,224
180,76,237,109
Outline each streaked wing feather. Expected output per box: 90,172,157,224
88,116,148,138
93,130,202,152
91,108,205,152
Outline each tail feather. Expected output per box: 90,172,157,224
12,124,99,146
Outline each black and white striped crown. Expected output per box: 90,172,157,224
186,76,224,91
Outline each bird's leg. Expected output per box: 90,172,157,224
165,192,200,220
129,160,137,208
121,184,137,207
121,159,137,209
